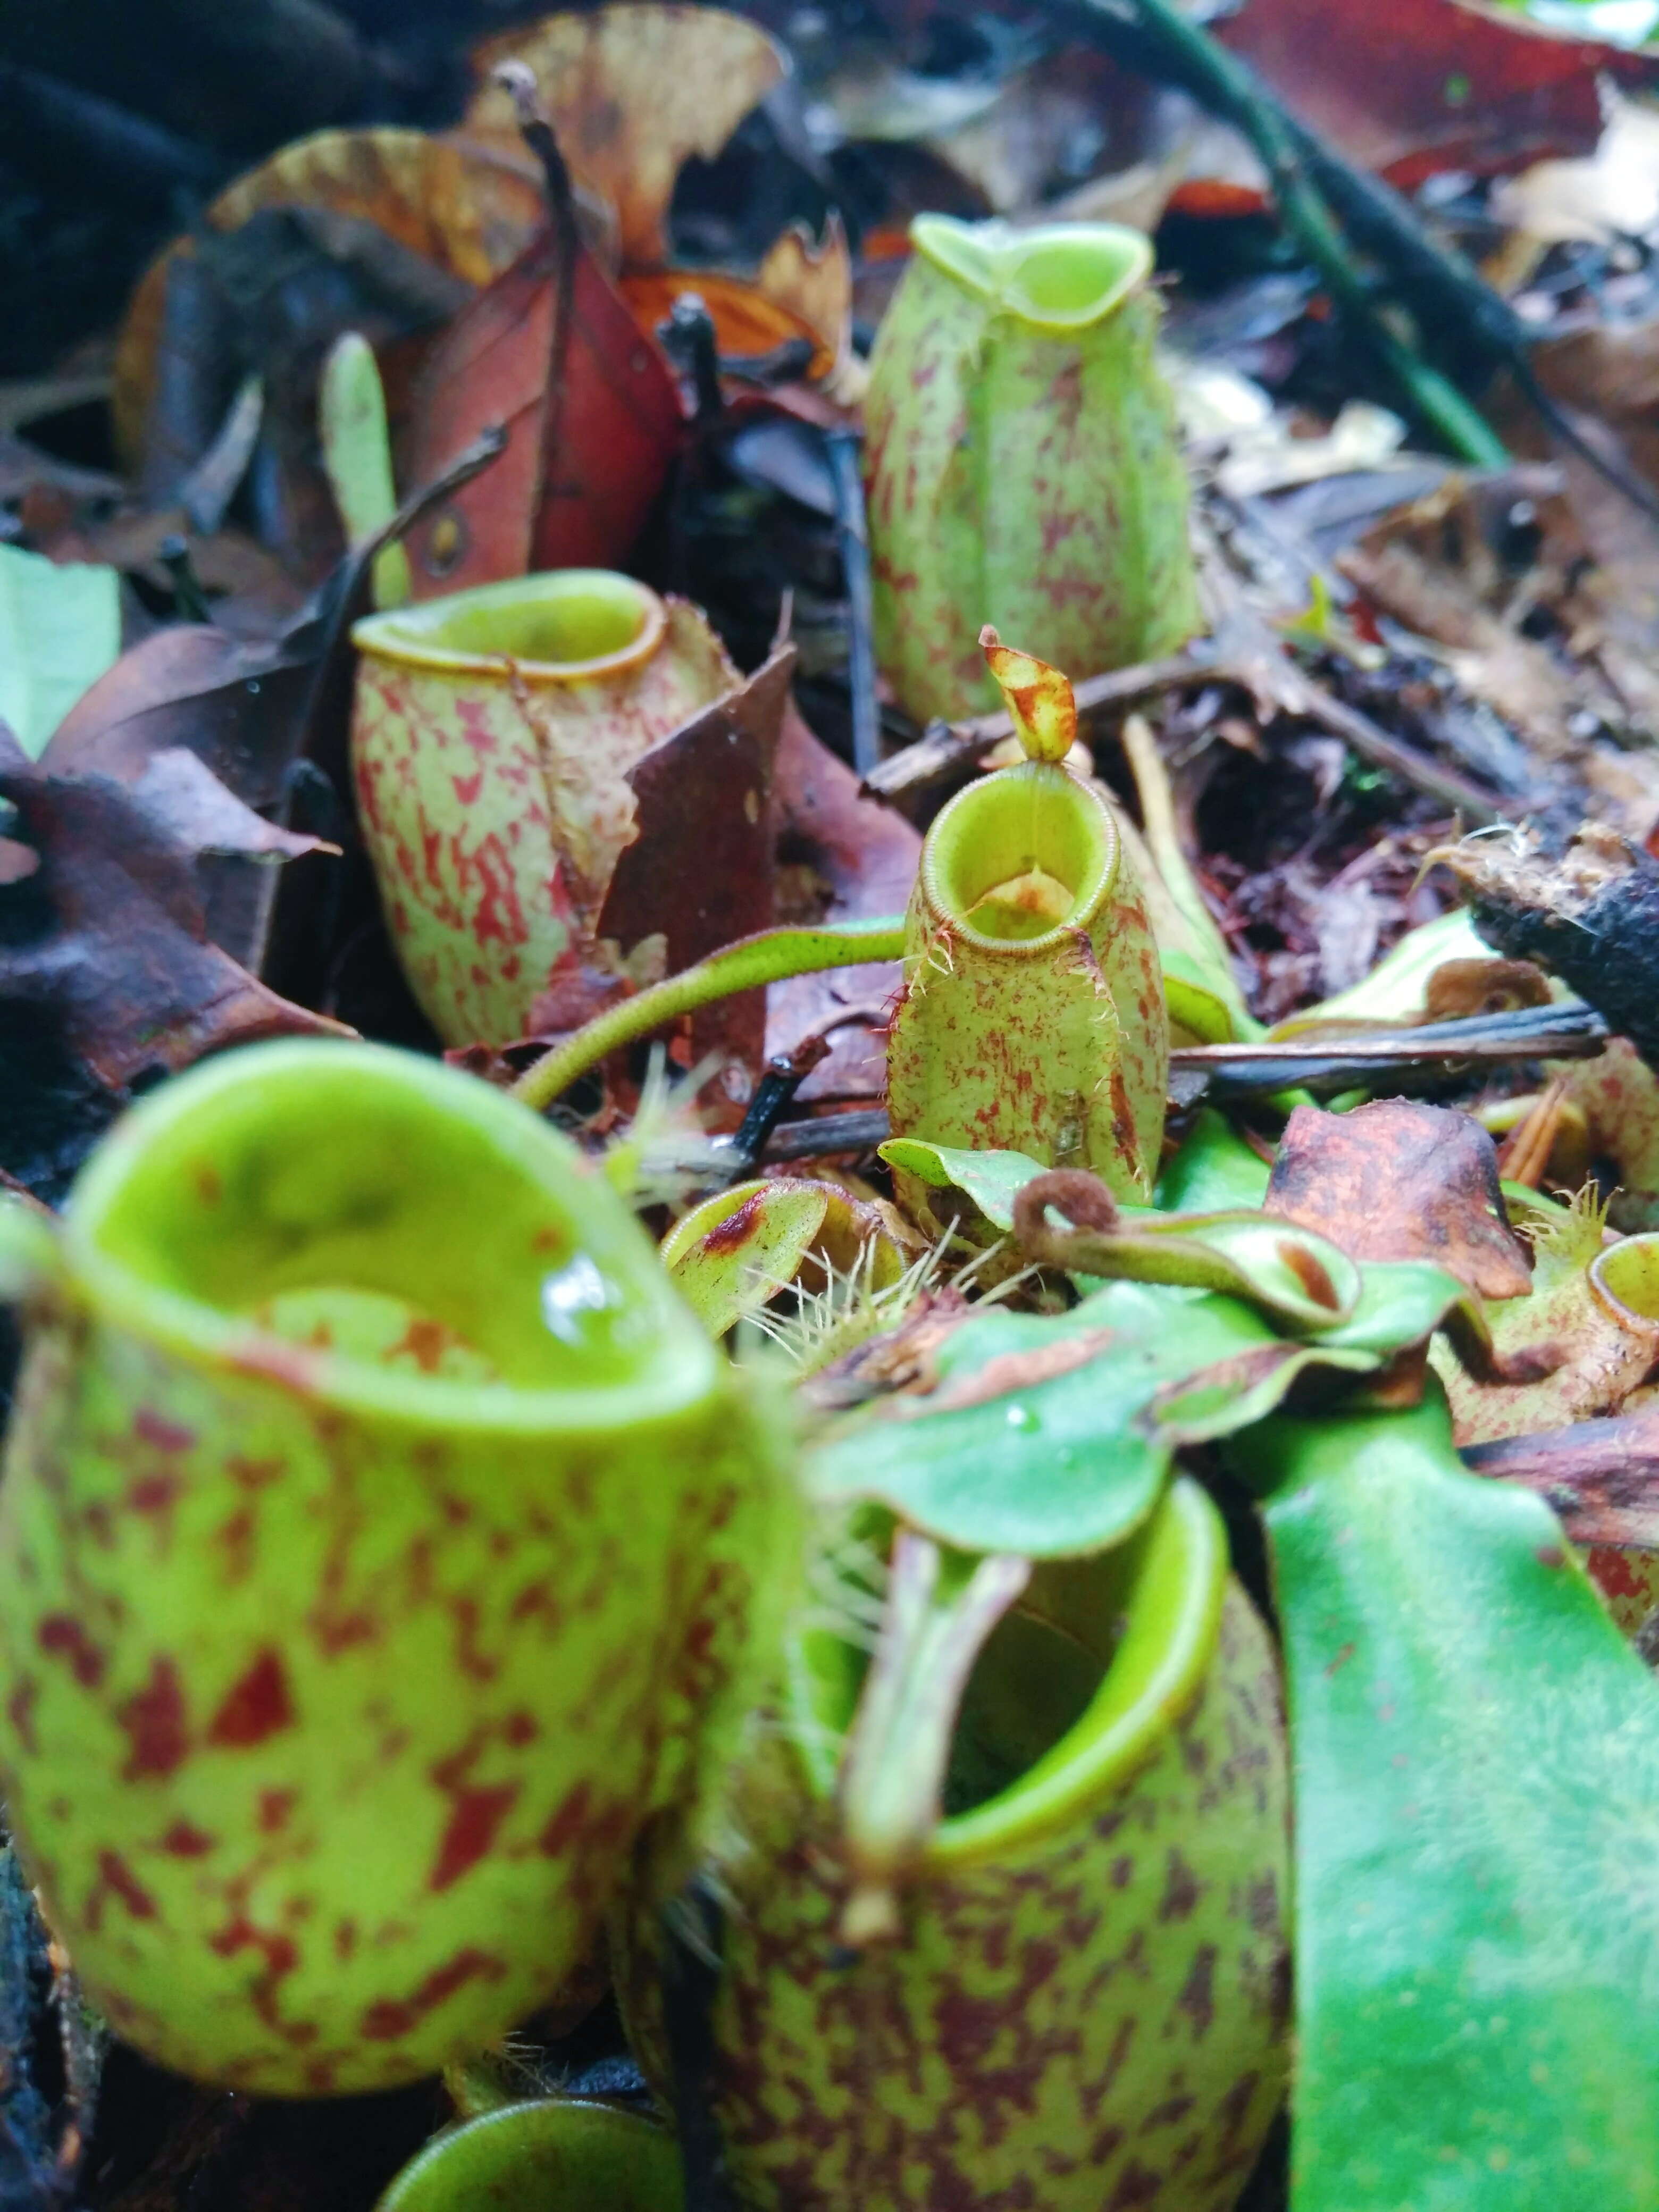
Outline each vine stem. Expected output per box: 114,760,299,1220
509,918,907,1113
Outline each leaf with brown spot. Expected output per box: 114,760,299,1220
1264,1099,1534,1302
465,5,787,267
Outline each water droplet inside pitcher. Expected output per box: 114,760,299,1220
541,1253,626,1350
1004,1402,1039,1432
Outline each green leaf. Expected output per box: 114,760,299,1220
1229,1389,1659,2211
1050,1206,1363,1332
0,545,121,757
1161,950,1239,1044
320,332,410,610
877,1138,1046,1232
1153,1105,1271,1212
1311,1257,1492,1362
808,1282,1279,1554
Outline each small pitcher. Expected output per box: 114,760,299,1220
350,572,747,1049
0,1038,795,2093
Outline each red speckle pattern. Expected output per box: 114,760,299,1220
618,1587,1288,2212
349,604,737,1047
0,1280,791,2093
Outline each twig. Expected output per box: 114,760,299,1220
865,641,1506,823
758,1107,892,1163
495,63,580,523
1068,0,1659,525
864,651,1214,801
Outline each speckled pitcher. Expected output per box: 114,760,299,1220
350,572,741,1048
0,1040,796,2094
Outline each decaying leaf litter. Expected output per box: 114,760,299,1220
15,1,1659,2207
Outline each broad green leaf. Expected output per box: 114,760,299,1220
1312,1258,1493,1363
808,1282,1281,1554
1153,1105,1271,1212
0,544,121,756
877,1138,1046,1232
1230,1389,1659,2211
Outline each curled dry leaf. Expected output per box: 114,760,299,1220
0,731,346,1092
757,215,864,404
1264,1097,1535,1301
618,269,831,381
112,128,547,471
466,4,788,267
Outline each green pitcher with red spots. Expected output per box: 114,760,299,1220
0,1038,798,2094
615,1478,1291,2212
350,571,744,1050
864,215,1200,726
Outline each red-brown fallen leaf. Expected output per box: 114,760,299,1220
1462,1412,1659,1552
399,223,684,597
1263,1097,1534,1300
766,702,920,1105
45,626,315,810
0,732,347,1091
1216,0,1653,185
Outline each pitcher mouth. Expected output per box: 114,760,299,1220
352,571,667,686
62,1040,717,1436
789,1478,1226,1867
1590,1233,1659,1332
911,215,1152,333
919,763,1119,956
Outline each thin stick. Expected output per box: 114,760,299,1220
867,645,1506,824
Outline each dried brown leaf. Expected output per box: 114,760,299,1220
0,735,346,1090
112,127,546,469
465,4,787,266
